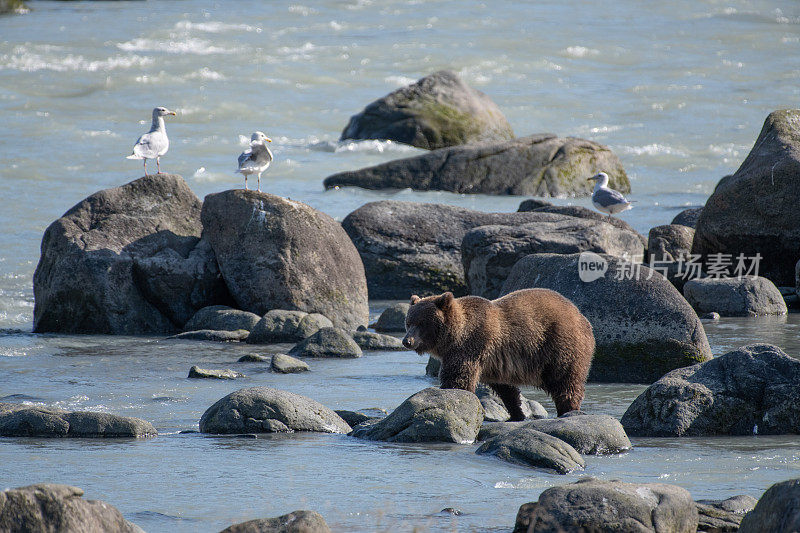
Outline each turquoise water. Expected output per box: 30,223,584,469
1,1,800,531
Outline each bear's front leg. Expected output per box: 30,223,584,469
439,358,480,392
489,383,525,421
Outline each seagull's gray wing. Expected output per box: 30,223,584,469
593,187,629,208
237,147,254,169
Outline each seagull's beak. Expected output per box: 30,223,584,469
168,111,176,116
265,137,272,142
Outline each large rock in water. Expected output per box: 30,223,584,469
463,217,645,299
350,388,483,443
0,484,144,533
514,477,698,533
324,134,629,197
692,110,800,286
219,510,331,533
0,403,157,438
739,478,800,533
201,190,368,330
199,387,351,434
475,427,585,474
343,201,606,298
683,276,787,317
621,344,800,436
33,173,226,334
501,253,712,383
339,70,514,150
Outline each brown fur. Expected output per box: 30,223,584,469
403,289,594,418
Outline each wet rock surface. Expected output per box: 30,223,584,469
475,426,585,474
683,276,787,317
288,327,363,358
218,509,331,533
0,403,157,438
184,305,261,332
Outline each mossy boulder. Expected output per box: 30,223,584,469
325,134,628,197
340,70,514,150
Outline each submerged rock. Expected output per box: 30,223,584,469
692,110,800,286
288,327,363,358
351,388,483,443
463,217,645,299
0,404,156,438
523,413,631,455
621,344,800,436
475,426,585,474
514,477,698,533
271,353,309,373
201,190,368,330
188,366,245,380
247,310,333,344
502,253,712,383
371,303,410,332
0,484,144,533
683,276,787,317
184,305,260,332
334,410,376,428
33,173,222,334
342,201,608,298
739,478,800,533
169,329,250,342
475,384,547,422
219,510,331,533
199,387,351,434
351,331,405,351
325,134,629,197
339,70,514,150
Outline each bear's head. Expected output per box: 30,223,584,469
402,292,455,355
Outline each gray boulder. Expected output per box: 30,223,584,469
168,329,250,342
0,403,156,438
184,305,261,332
288,327,363,358
648,224,694,262
351,331,405,351
339,70,513,150
739,478,800,533
475,427,585,474
672,207,703,228
502,253,712,383
201,190,368,330
271,353,309,373
463,217,645,299
475,384,547,422
524,413,631,455
521,204,645,244
350,388,483,443
334,410,378,427
683,276,787,316
621,344,800,436
517,198,553,211
33,173,223,334
342,201,616,298
425,356,441,377
692,110,800,286
372,303,410,332
325,134,629,197
0,484,144,533
199,387,351,434
238,354,271,363
697,495,757,533
219,510,331,533
514,477,698,533
188,366,245,380
247,310,333,344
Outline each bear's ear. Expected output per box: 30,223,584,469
435,292,454,310
410,295,421,305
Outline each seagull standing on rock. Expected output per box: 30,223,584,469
126,107,176,176
588,172,633,218
237,131,273,192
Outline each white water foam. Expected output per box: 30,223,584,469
117,38,239,55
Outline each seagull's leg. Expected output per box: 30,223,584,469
244,175,248,190
157,156,161,174
257,172,262,192
143,159,148,177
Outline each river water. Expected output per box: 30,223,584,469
1,1,799,531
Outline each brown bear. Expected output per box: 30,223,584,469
402,288,594,418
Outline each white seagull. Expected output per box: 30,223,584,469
237,131,273,191
126,106,176,176
588,172,633,217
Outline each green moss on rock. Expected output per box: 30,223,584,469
589,340,710,383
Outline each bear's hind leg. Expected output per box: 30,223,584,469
490,383,525,422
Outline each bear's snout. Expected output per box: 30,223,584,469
402,334,419,350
